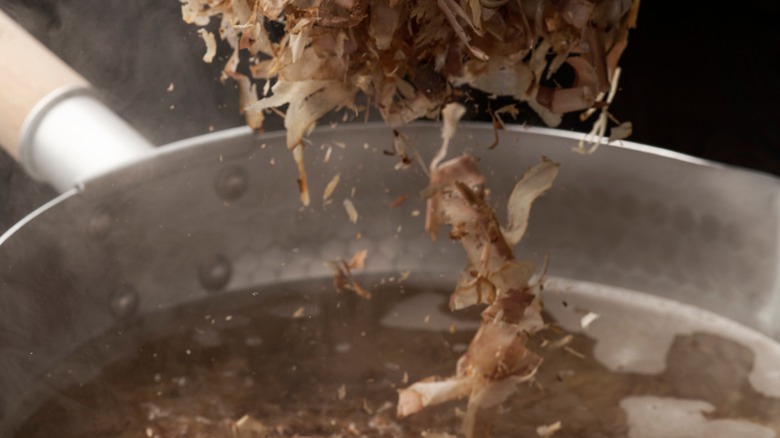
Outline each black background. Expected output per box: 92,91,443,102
2,0,779,234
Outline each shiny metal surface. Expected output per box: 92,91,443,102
1,123,779,433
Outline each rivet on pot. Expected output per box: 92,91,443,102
109,284,140,319
88,207,113,239
214,165,249,202
198,254,232,292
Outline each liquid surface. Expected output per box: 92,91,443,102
15,278,780,437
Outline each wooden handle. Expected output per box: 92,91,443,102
0,9,89,160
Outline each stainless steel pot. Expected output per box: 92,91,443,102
2,8,780,437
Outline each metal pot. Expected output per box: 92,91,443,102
2,9,780,437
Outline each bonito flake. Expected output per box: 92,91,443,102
181,0,638,205
400,111,559,437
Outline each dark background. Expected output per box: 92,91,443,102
1,0,779,234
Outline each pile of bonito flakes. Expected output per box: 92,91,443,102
181,1,639,436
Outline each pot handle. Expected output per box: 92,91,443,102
0,9,154,192
0,10,87,158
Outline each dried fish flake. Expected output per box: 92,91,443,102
581,312,600,329
233,414,270,435
323,173,341,202
325,255,372,300
183,0,639,204
609,121,633,143
546,334,574,350
564,346,586,359
323,145,333,163
197,29,217,63
343,199,359,224
401,119,555,437
390,195,406,208
504,159,560,246
348,249,368,270
536,420,563,437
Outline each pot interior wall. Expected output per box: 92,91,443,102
2,124,779,433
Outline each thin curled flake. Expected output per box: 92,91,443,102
504,158,560,246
